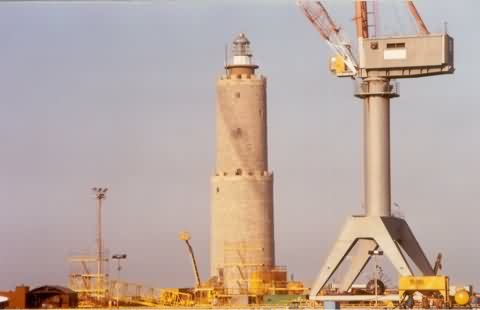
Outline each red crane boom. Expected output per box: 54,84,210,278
406,0,430,35
297,0,358,76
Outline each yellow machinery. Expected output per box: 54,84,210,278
329,55,352,77
454,288,470,306
179,231,202,288
248,267,307,296
248,268,287,295
192,287,216,305
399,275,473,308
399,276,450,308
246,268,308,306
178,231,222,305
159,288,194,307
287,281,307,295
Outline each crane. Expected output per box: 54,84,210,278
179,231,201,288
298,0,454,298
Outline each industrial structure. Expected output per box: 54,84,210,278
68,188,110,305
0,286,78,309
211,33,275,294
297,0,455,302
4,1,478,309
61,7,470,309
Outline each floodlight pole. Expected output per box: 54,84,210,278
92,187,108,298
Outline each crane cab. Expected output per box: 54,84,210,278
329,54,356,77
358,33,454,78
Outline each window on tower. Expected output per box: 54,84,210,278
232,127,242,138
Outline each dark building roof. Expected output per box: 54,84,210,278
29,286,76,295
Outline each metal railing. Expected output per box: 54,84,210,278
354,79,400,98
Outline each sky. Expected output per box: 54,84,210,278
0,0,479,292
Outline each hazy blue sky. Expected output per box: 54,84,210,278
0,0,479,291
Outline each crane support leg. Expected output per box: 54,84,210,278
309,222,357,296
398,221,435,276
339,239,377,292
309,216,434,299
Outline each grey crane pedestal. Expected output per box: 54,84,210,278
309,216,434,298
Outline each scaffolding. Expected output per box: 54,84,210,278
68,253,198,308
68,249,110,305
223,240,265,295
223,241,295,297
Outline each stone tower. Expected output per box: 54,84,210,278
210,33,275,293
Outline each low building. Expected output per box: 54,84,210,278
0,286,29,309
28,286,78,309
0,285,78,309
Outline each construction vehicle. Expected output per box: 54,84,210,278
399,275,473,308
179,231,201,288
399,276,450,308
397,254,447,308
396,253,471,308
178,231,219,305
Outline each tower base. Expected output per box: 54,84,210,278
309,216,434,298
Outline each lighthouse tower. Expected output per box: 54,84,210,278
210,33,275,293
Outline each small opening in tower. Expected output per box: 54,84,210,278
216,187,220,193
235,168,242,176
233,127,242,137
235,92,241,98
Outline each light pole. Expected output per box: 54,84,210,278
368,250,384,307
92,187,108,298
112,254,127,308
92,187,108,299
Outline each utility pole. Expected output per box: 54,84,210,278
368,250,383,307
112,254,127,308
92,187,108,299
